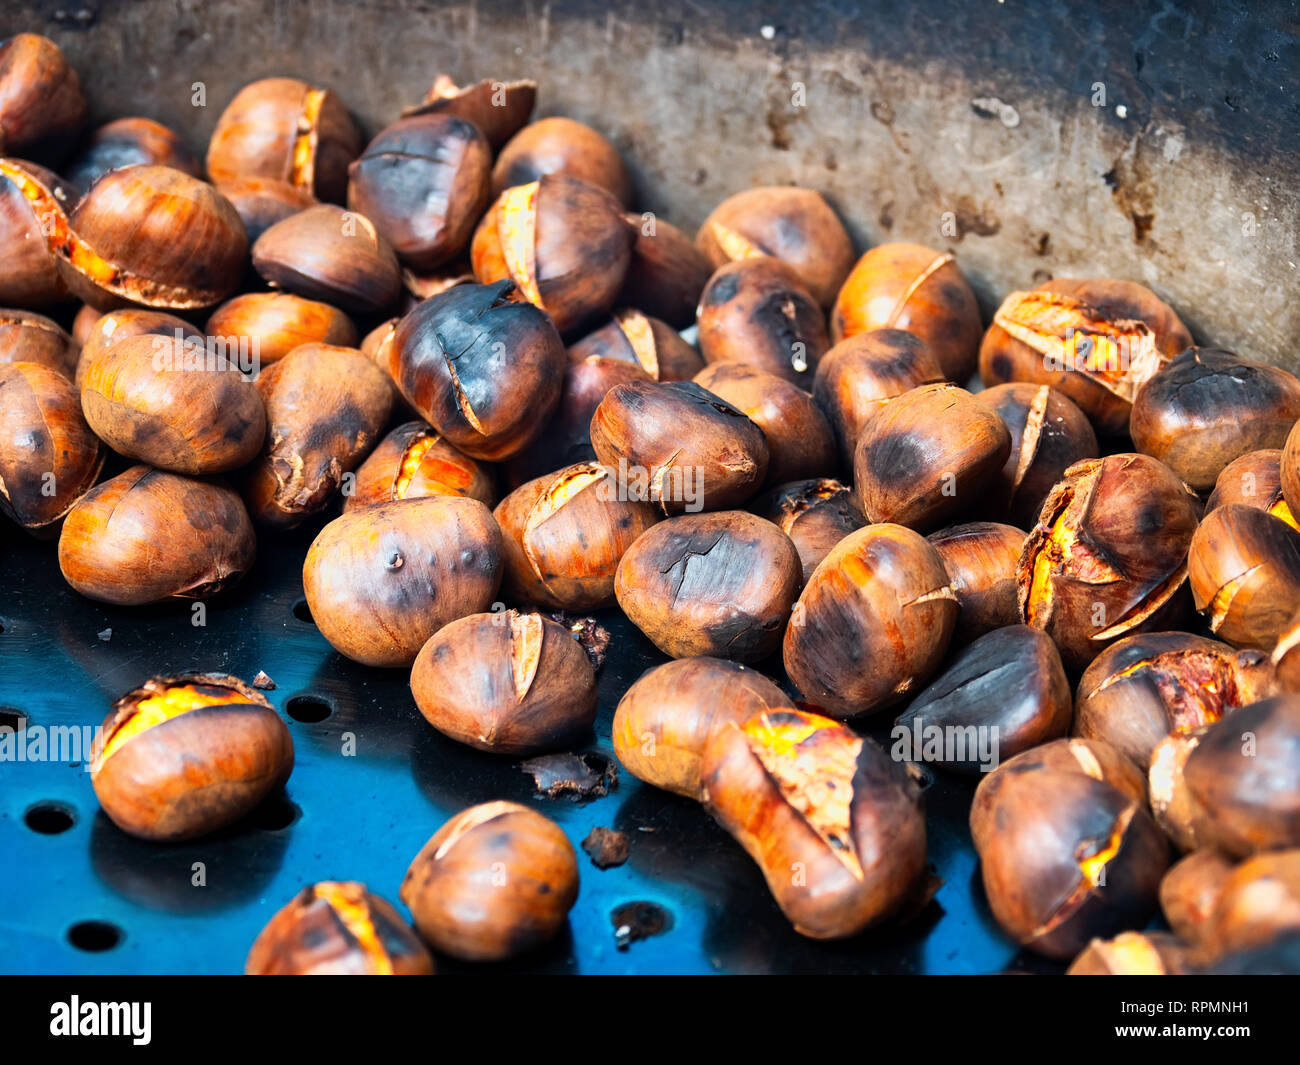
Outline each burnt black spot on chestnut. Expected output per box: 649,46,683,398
991,353,1012,380
865,432,931,485
703,271,741,306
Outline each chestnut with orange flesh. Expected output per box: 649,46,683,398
696,187,854,309
387,280,565,461
207,76,361,203
244,343,393,527
213,175,316,243
246,882,434,976
494,462,660,610
854,383,1012,531
347,114,491,270
693,362,836,485
66,117,201,189
59,466,256,605
1065,931,1196,975
401,801,579,961
696,256,830,385
979,278,1193,436
410,611,597,755
491,116,631,205
617,215,712,328
590,380,770,514
616,511,801,662
0,310,78,377
568,308,704,382
927,521,1026,644
206,292,357,366
975,382,1099,529
0,34,85,160
699,708,927,940
753,478,864,586
75,307,203,390
1073,631,1277,770
1188,504,1300,651
1160,849,1236,946
252,203,402,314
346,421,494,512
1206,450,1298,530
81,332,266,475
471,175,637,334
0,361,103,531
402,75,536,148
895,625,1072,774
1203,850,1300,958
0,159,76,306
970,739,1170,960
832,242,983,383
303,495,502,668
812,327,944,466
1018,454,1201,671
783,523,957,718
612,657,787,799
1131,348,1300,491
90,672,292,842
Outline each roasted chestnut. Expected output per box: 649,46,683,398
1160,848,1235,947
212,174,316,244
75,307,202,389
206,292,357,366
974,382,1099,529
970,738,1169,959
811,327,944,466
693,362,836,484
402,74,536,148
753,478,864,586
410,610,597,754
568,308,704,382
615,510,801,662
1131,348,1300,490
66,116,201,189
470,174,637,334
1065,932,1195,975
1074,631,1277,770
0,158,76,305
89,672,292,841
0,309,78,377
207,77,361,203
71,302,100,346
1206,450,1298,530
1203,850,1300,957
589,380,770,513
303,495,502,668
927,522,1027,644
495,462,660,610
783,523,957,717
491,116,631,205
612,657,787,799
696,256,830,385
854,383,1012,531
252,203,402,313
81,332,266,474
244,342,393,526
832,242,983,382
1019,454,1200,670
346,421,494,512
1284,418,1300,519
1188,503,1300,651
246,882,434,975
617,215,712,328
0,360,102,531
0,34,85,161
1276,605,1300,692
700,708,926,939
347,113,491,269
59,466,255,604
980,278,1193,436
1148,728,1212,853
386,280,565,460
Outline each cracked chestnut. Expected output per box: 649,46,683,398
491,115,631,205
0,309,78,378
206,292,357,366
753,478,864,586
66,117,201,190
0,158,76,306
0,34,85,161
402,74,536,148
617,215,712,328
1206,450,1298,529
568,308,703,382
346,420,494,512
927,521,1026,644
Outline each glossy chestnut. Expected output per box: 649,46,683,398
1282,418,1300,531
75,307,202,389
491,116,631,205
0,158,76,306
0,309,78,377
206,292,357,366
66,117,201,189
927,522,1027,645
346,421,494,512
617,214,712,328
568,308,704,382
213,174,316,243
0,34,85,160
753,478,864,586
1206,450,1298,530
402,74,536,148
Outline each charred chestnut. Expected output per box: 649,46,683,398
0,158,76,306
0,34,85,161
0,309,78,377
696,256,830,385
495,462,660,610
568,308,703,382
346,421,494,512
693,361,836,484
491,116,631,205
783,523,958,717
854,383,1012,531
615,510,801,662
700,708,927,939
589,380,770,513
753,478,864,586
980,278,1193,436
1206,450,1298,530
206,292,357,366
401,801,579,961
66,117,201,189
617,215,712,328
1066,931,1195,975
347,114,491,269
387,280,565,460
1019,454,1200,670
832,243,983,382
927,521,1027,644
246,882,434,975
89,672,292,842
612,657,787,799
402,75,536,148
1160,849,1235,946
